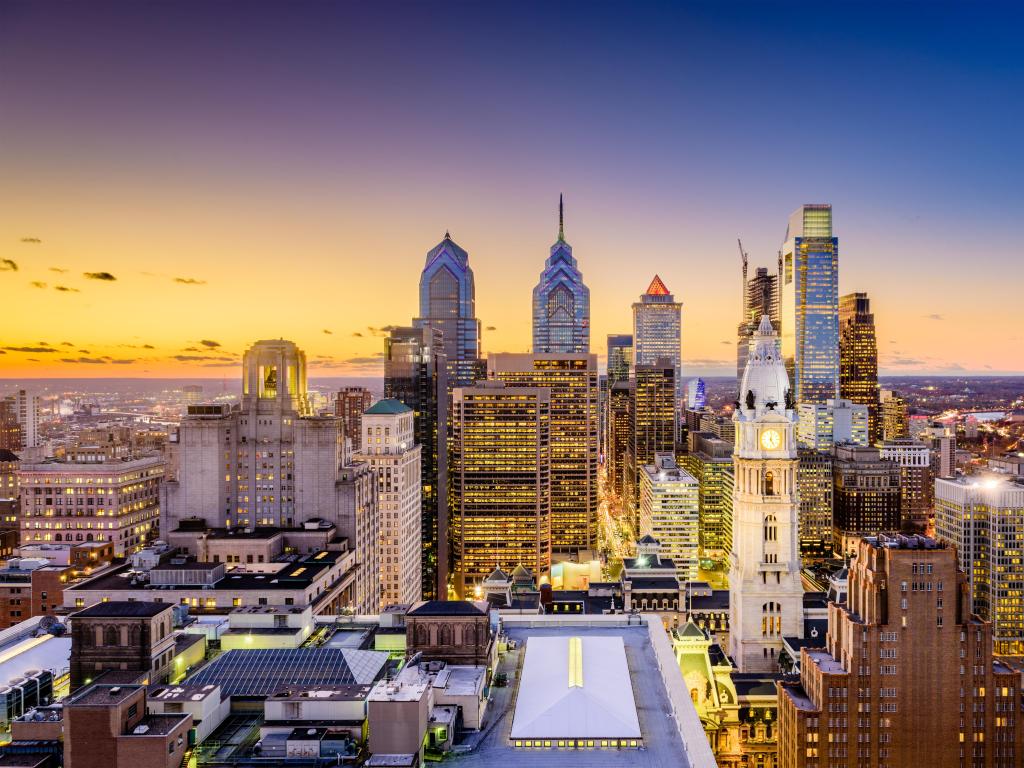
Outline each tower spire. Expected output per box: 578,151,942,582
558,193,564,241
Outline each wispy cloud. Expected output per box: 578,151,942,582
485,326,497,331
322,329,333,335
61,357,106,364
199,339,220,348
30,281,47,289
84,271,116,281
174,277,206,285
20,237,41,244
49,267,68,273
54,285,79,292
1,259,17,271
923,313,943,321
4,346,57,353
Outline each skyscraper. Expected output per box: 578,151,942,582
780,204,839,407
413,233,483,388
796,397,869,450
532,195,590,354
630,359,677,526
335,386,373,451
680,432,734,573
639,453,699,582
633,276,682,413
355,399,422,608
0,400,21,452
450,382,550,596
607,381,633,502
383,326,448,599
489,353,598,558
880,389,910,441
737,266,780,383
831,444,901,555
730,316,804,672
839,291,880,443
606,334,633,384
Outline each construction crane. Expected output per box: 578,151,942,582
738,238,749,320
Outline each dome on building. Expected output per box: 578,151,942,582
738,315,790,417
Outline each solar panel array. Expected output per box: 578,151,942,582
183,648,388,696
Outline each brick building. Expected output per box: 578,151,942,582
405,600,492,667
778,534,1024,768
69,602,176,691
0,562,69,629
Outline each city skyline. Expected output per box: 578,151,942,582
1,3,1022,379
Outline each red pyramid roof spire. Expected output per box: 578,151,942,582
645,274,670,296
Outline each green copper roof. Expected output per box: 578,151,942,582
364,398,412,415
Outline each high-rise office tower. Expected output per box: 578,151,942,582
383,326,448,599
606,334,633,384
686,378,707,410
880,389,910,441
921,424,957,478
355,400,422,608
413,233,483,388
839,292,880,443
639,453,699,582
489,353,598,558
797,448,834,560
607,381,634,502
880,438,932,532
335,387,373,451
935,473,1024,655
730,316,804,672
163,339,380,613
450,382,551,596
680,432,734,572
0,400,21,452
778,535,1024,768
6,390,40,449
532,195,590,354
831,444,901,556
796,398,869,450
630,359,677,526
737,266,780,383
633,276,682,414
780,204,839,407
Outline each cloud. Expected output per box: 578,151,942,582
1,259,19,271
923,314,944,321
78,349,90,353
61,357,106,364
486,326,497,331
352,332,363,338
54,285,79,292
173,354,235,362
20,237,41,244
720,340,732,345
174,277,206,285
199,361,238,367
367,325,399,338
886,356,926,366
199,339,220,348
4,346,57,353
142,344,155,349
108,359,135,364
84,271,116,281
49,267,68,273
182,346,200,352
686,358,730,366
344,356,384,365
30,281,47,289
61,341,73,347
322,329,332,335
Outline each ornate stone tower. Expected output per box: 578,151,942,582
729,316,804,672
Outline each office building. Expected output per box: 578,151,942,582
489,353,598,558
630,359,677,525
607,334,633,384
797,448,834,561
639,453,699,582
18,455,164,556
780,204,839,407
607,381,633,503
681,432,734,572
730,316,805,672
797,397,868,450
737,266,780,383
355,399,422,608
686,377,707,410
450,383,551,596
935,473,1024,655
921,424,957,478
532,195,590,354
633,276,682,413
335,386,373,450
839,292,880,443
0,398,21,451
778,535,1024,768
0,559,69,629
384,325,448,599
880,438,932,531
413,233,483,388
7,389,42,450
162,339,379,613
832,444,901,555
880,389,910,441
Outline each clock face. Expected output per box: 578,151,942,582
760,429,781,450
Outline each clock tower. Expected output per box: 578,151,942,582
729,315,804,672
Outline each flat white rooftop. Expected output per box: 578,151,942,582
510,635,641,742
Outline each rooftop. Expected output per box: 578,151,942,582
68,683,143,707
407,600,487,617
148,683,221,702
364,399,412,415
71,601,172,619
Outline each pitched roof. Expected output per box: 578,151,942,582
645,274,670,296
365,399,412,415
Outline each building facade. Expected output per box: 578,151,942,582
780,204,839,408
69,601,177,690
630,359,677,526
879,438,932,532
831,444,901,555
730,316,805,672
384,325,449,600
797,398,869,450
778,535,1024,768
450,383,551,596
607,381,633,503
335,386,373,451
681,432,734,573
797,448,834,561
0,399,22,452
607,334,633,384
880,389,910,441
355,400,422,608
413,234,483,388
489,353,598,558
838,292,880,444
532,195,590,354
639,453,699,582
633,276,682,413
738,266,781,384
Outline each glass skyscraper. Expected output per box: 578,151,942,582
414,233,483,388
606,333,633,384
737,266,780,384
632,276,682,412
839,292,880,444
780,204,839,407
532,196,590,354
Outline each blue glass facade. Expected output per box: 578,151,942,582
414,234,483,388
781,204,840,407
532,197,590,354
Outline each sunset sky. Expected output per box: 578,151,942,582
1,2,1022,379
